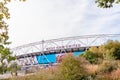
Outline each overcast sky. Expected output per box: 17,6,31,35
7,0,120,48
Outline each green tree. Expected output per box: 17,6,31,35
83,40,120,62
103,40,120,60
0,0,25,74
83,50,98,64
0,0,14,74
8,62,21,76
95,0,120,8
60,55,86,80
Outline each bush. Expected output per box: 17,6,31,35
104,40,120,60
60,55,87,80
111,69,120,80
99,60,118,73
83,51,98,64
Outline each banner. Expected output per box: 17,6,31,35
37,54,56,64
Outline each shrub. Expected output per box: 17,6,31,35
111,69,120,80
99,60,118,73
83,51,98,64
104,40,120,60
60,55,87,80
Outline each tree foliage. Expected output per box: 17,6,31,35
83,50,98,64
60,55,86,80
83,40,120,63
103,40,120,60
95,0,120,8
0,0,25,74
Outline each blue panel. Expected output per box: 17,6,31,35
37,54,56,64
37,55,47,64
36,56,40,64
46,54,56,63
74,51,84,57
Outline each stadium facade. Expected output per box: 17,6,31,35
11,34,120,66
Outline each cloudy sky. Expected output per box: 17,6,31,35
7,0,120,48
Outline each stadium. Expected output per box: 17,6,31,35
11,34,120,67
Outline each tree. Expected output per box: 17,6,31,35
0,0,25,74
83,40,120,61
8,62,21,76
95,0,120,8
60,55,86,80
103,40,120,60
82,50,98,64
